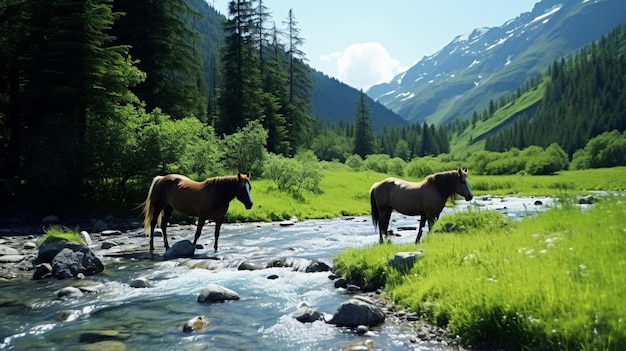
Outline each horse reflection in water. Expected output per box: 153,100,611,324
370,168,473,243
142,173,253,251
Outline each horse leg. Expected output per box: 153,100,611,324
161,206,173,250
192,218,206,248
378,208,389,243
383,208,393,238
213,221,223,251
416,216,427,243
149,211,159,252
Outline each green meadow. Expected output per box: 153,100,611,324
227,165,626,222
228,165,626,349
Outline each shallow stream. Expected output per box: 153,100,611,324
0,196,553,350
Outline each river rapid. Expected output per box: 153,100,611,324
0,196,553,351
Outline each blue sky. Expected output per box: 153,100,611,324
210,0,539,90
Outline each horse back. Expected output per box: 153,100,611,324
372,177,442,216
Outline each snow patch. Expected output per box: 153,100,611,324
528,5,562,25
400,93,415,102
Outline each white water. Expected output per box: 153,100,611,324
0,196,553,350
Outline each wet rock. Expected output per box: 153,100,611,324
293,305,321,323
23,242,37,250
334,278,348,288
327,298,385,327
0,255,25,263
78,330,129,343
305,260,331,273
37,239,71,263
164,240,195,260
56,286,84,299
129,277,150,288
101,241,118,250
0,245,20,256
342,339,374,351
267,274,279,280
387,250,424,271
78,340,127,351
197,283,240,303
33,263,53,280
356,325,369,335
101,230,122,236
183,315,210,332
51,244,105,279
238,261,262,271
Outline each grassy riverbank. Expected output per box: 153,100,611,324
227,165,626,222
333,196,626,350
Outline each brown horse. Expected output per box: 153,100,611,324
142,173,253,252
370,168,473,244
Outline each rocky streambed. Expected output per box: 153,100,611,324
0,195,556,350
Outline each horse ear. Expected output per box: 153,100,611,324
237,172,242,180
247,172,251,179
463,167,468,173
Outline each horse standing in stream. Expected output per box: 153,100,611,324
142,173,253,252
370,168,473,243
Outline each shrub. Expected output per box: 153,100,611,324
345,154,363,171
263,151,324,195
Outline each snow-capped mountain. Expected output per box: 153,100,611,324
367,0,626,125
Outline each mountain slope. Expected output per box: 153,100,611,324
368,0,626,125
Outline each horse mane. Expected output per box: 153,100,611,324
425,170,460,202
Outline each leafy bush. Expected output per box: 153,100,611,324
571,130,626,169
221,120,268,175
363,154,391,173
263,151,324,195
345,154,363,171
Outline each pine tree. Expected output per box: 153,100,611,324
111,0,206,120
283,8,312,153
353,91,375,157
216,0,263,136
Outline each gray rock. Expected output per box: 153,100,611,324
327,298,385,327
293,306,321,323
51,244,105,279
129,277,150,288
56,286,84,299
356,325,369,335
305,260,331,273
37,240,71,263
0,255,25,263
387,250,425,271
0,245,19,256
92,220,108,232
342,339,374,351
33,263,53,280
23,242,37,250
197,283,240,303
164,240,195,260
101,230,122,236
101,241,118,249
238,262,262,271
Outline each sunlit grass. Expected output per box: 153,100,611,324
333,196,626,350
227,166,626,222
38,225,86,246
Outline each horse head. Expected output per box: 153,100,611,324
236,172,253,209
456,168,473,201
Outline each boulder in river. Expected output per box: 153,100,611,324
197,283,240,303
164,240,195,260
327,297,385,327
51,244,104,279
183,315,210,332
293,305,321,323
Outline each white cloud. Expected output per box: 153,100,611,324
333,42,405,90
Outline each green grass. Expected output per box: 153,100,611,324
38,225,86,246
227,166,626,222
333,196,626,350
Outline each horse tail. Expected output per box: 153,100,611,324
370,187,379,231
142,176,162,235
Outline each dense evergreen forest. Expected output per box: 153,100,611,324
0,0,625,215
484,23,626,156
